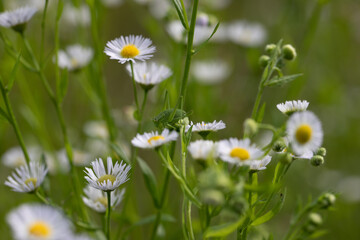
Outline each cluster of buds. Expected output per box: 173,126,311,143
259,42,297,68
310,147,327,167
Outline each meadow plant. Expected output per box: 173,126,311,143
0,0,337,239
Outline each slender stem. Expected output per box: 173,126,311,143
106,191,112,240
40,0,49,62
187,200,195,240
251,84,264,120
0,80,31,164
35,190,50,205
136,89,149,133
130,62,140,112
178,0,199,106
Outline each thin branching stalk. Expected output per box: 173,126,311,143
106,191,112,240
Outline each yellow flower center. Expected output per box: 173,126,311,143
120,45,140,58
97,175,116,184
24,178,37,187
29,221,51,237
230,148,250,161
148,135,165,145
295,124,312,144
71,58,78,68
96,197,108,207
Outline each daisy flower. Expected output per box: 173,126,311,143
188,140,218,160
0,6,37,32
126,62,172,90
62,4,90,27
84,157,131,192
131,129,178,149
218,138,265,166
57,45,93,71
192,60,230,85
186,120,226,138
104,35,156,64
1,146,39,168
82,185,125,213
287,111,323,155
6,204,73,239
277,100,309,115
250,156,272,171
83,121,109,139
227,20,267,47
5,161,48,193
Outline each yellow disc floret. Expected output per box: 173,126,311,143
148,135,165,145
97,175,116,184
295,124,312,144
24,178,37,187
96,197,108,207
121,45,140,58
29,221,51,237
230,148,250,161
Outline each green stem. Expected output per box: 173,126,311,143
0,80,31,164
130,61,140,112
178,0,199,106
251,84,264,120
35,190,50,205
40,0,50,62
106,191,112,240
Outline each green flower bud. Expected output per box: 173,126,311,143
265,44,277,54
316,147,327,157
259,55,270,68
273,152,292,164
272,140,286,152
308,213,323,226
310,155,324,167
243,118,258,137
317,192,336,209
282,44,297,61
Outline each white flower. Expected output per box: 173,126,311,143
57,45,93,71
62,4,90,27
82,185,125,213
250,156,271,171
57,149,92,169
6,204,73,239
1,146,39,168
5,161,48,193
277,100,309,115
84,157,131,191
227,20,267,47
104,35,156,64
166,20,186,43
0,6,37,31
186,120,226,133
218,138,265,166
149,0,171,19
287,111,323,155
192,60,230,85
188,140,218,160
131,129,178,149
83,121,109,139
126,62,172,89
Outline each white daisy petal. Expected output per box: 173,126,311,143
6,204,73,239
131,129,179,149
287,111,323,155
84,157,131,191
188,140,218,160
0,6,37,30
277,100,309,115
185,120,226,133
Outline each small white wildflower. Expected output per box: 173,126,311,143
186,120,226,133
277,100,309,115
250,156,271,171
62,4,90,27
83,121,109,139
57,45,93,71
188,140,218,160
131,129,178,149
192,60,230,85
0,6,37,32
227,20,267,47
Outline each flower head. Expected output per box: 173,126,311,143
192,60,230,85
186,120,226,138
227,20,267,47
1,146,39,168
131,129,178,149
126,62,172,90
277,100,309,115
287,111,323,155
7,204,73,239
250,156,271,171
218,138,265,166
57,45,93,71
0,6,37,32
188,140,218,160
62,4,90,27
104,35,156,64
83,185,125,213
84,157,131,191
5,161,48,193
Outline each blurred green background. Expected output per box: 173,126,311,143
0,0,359,239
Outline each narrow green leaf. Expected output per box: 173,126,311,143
264,73,303,87
251,189,286,226
193,22,220,55
204,214,247,238
7,50,22,91
256,102,266,123
172,0,189,30
137,157,160,208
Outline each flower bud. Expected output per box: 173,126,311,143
310,155,324,167
196,13,210,27
243,118,258,136
316,147,326,157
272,140,286,152
265,44,277,54
308,213,323,226
273,152,292,164
282,44,297,61
317,192,336,209
259,55,270,68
